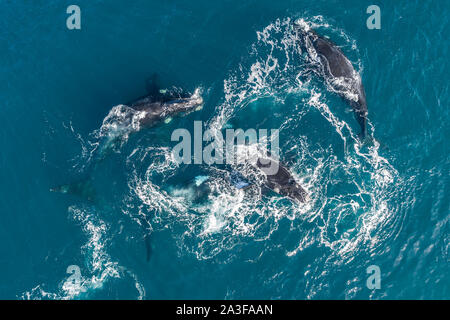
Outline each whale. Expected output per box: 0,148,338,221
173,159,307,204
128,87,204,128
97,86,203,158
131,73,204,128
51,83,204,262
294,21,368,138
255,157,308,203
51,85,204,199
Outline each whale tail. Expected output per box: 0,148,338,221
356,115,373,146
136,213,154,262
359,133,374,146
141,220,153,262
144,231,152,262
358,134,390,152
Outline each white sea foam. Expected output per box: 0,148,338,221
20,205,145,300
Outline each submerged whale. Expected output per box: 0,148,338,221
50,179,96,202
294,21,368,138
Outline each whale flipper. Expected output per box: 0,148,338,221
229,170,251,190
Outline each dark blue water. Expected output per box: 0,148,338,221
0,0,448,299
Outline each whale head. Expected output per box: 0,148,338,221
282,180,308,203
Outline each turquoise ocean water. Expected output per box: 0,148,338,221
0,0,448,299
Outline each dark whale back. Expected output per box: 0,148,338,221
256,158,307,203
314,37,354,78
127,89,202,127
303,29,368,137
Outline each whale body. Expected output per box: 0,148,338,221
97,87,203,157
129,88,203,128
294,22,368,137
255,157,308,203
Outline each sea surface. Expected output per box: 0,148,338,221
0,0,448,299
